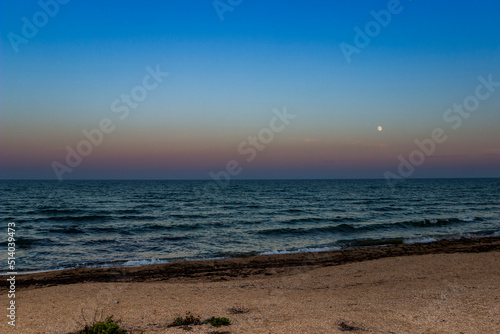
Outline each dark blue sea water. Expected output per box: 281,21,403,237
1,179,499,273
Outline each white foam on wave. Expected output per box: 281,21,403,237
260,246,339,256
403,230,500,245
0,267,69,276
460,217,475,222
403,237,438,244
122,259,168,267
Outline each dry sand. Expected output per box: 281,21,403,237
1,237,499,333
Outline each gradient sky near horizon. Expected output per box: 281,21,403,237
1,0,500,180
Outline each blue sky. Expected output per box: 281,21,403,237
1,0,500,179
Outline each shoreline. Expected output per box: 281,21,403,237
9,231,498,277
4,236,500,289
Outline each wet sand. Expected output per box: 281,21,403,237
1,236,499,333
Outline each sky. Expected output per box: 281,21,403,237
1,0,499,180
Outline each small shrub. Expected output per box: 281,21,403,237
78,316,127,334
169,312,202,327
169,312,231,329
204,317,231,327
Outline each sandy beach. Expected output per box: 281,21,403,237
1,237,499,333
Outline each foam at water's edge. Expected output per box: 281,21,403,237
122,259,168,267
260,247,338,256
3,231,499,276
403,237,438,244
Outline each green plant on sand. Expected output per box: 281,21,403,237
169,312,231,328
169,311,202,326
77,316,127,334
203,316,231,327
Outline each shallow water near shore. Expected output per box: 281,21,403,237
1,178,499,273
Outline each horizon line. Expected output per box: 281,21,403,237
1,177,499,182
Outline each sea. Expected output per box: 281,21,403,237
1,179,499,274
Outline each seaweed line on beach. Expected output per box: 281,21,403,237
3,236,499,290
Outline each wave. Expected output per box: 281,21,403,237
260,246,340,256
284,217,326,224
256,217,482,236
83,239,120,245
0,237,54,248
30,211,161,223
284,216,357,224
35,208,85,215
114,214,159,221
353,200,376,205
256,224,361,236
33,215,111,223
114,209,142,214
140,222,205,231
337,237,408,247
373,206,405,212
48,226,85,234
338,230,499,248
135,203,164,209
285,208,307,213
170,213,209,219
64,221,221,236
397,217,480,228
122,259,169,267
403,237,438,244
151,235,192,242
7,230,499,275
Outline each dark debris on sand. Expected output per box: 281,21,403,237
4,236,500,290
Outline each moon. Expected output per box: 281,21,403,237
377,125,383,132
